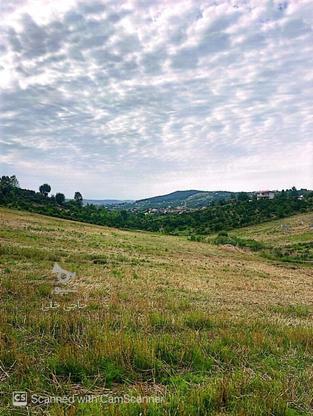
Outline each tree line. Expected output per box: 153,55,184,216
1,175,313,235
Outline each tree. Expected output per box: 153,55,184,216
55,193,65,205
8,175,19,187
237,192,249,202
39,184,51,197
120,210,128,222
0,175,19,189
0,175,19,201
290,186,298,198
74,192,83,206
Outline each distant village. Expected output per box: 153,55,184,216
140,190,305,215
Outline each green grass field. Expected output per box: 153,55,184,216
0,208,312,415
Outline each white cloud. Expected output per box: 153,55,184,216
0,0,312,198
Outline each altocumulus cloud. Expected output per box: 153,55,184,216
0,0,312,198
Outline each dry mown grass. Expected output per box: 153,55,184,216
235,212,313,245
0,208,312,415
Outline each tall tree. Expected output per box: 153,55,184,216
55,193,65,205
39,184,51,197
74,192,83,206
0,175,19,188
0,175,19,198
291,186,298,198
9,175,19,187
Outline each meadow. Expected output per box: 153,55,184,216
0,208,312,415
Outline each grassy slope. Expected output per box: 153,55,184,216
0,207,312,415
234,211,313,245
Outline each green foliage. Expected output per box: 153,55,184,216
184,312,214,330
0,175,19,203
74,191,83,206
265,241,313,263
213,231,313,264
0,175,19,189
188,234,205,242
213,234,266,251
1,176,313,238
237,192,250,202
271,304,311,318
55,192,65,205
39,183,51,197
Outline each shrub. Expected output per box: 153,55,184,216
213,235,265,252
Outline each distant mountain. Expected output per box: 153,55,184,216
126,190,236,209
70,187,313,211
137,190,203,204
83,199,133,207
82,190,236,210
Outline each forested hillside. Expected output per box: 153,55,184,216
1,175,312,235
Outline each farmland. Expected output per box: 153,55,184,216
0,208,312,415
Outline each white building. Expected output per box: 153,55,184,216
256,190,275,200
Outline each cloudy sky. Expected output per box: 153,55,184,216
0,0,312,199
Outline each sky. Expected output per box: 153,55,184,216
0,0,312,200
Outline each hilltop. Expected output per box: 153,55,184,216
82,190,236,209
81,188,312,211
132,189,235,209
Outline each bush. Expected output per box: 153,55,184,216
213,235,265,252
188,234,204,242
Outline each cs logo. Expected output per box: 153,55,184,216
12,391,27,407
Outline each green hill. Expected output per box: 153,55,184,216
132,189,235,209
0,208,312,415
208,211,313,264
1,177,312,236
